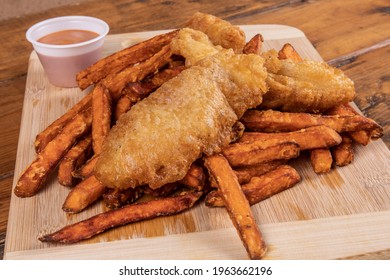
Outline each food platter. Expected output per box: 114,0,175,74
5,25,390,259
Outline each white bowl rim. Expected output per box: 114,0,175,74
26,15,109,49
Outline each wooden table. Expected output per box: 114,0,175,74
0,0,389,259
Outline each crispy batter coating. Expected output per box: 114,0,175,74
95,49,267,190
171,29,268,117
170,28,221,66
186,12,246,53
260,51,355,113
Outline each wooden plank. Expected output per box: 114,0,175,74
5,211,390,260
4,25,390,260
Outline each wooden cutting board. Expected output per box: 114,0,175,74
4,25,390,260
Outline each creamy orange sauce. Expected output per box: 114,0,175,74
38,29,99,45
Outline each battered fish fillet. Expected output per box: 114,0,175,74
170,28,221,67
186,12,246,53
94,50,267,189
259,50,355,113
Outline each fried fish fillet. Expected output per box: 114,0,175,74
186,12,246,53
95,49,267,190
259,50,356,113
170,28,221,66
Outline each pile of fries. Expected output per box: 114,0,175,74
14,24,383,259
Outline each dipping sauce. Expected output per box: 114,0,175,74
38,29,99,45
26,16,109,87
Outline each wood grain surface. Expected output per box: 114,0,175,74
4,26,390,260
0,0,389,259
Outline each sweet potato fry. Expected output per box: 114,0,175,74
326,104,365,145
62,175,106,214
115,75,167,120
120,77,162,103
310,148,333,174
34,93,92,153
326,103,383,145
178,163,205,191
121,66,184,99
230,121,245,143
204,154,267,260
115,65,186,120
325,103,356,116
103,44,173,101
114,95,134,121
72,154,98,179
348,130,372,146
208,174,219,189
206,165,301,207
58,134,93,187
241,109,383,134
152,64,186,82
76,30,179,90
103,187,143,209
40,191,202,243
243,34,263,55
222,139,300,167
14,107,92,197
142,182,181,197
238,125,342,151
278,43,303,62
92,84,112,154
332,133,354,166
234,160,287,184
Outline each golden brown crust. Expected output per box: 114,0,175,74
186,12,246,53
95,50,267,190
115,65,186,121
259,52,356,112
